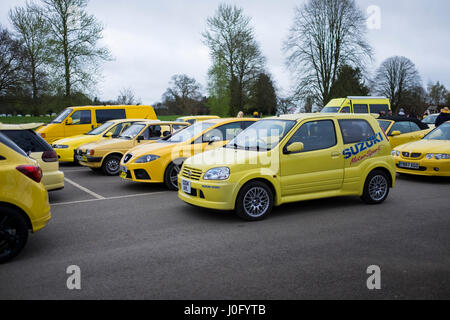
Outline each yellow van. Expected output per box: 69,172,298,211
176,115,220,124
178,114,396,221
321,97,391,114
36,105,157,143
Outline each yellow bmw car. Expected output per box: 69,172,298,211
52,119,144,162
392,121,450,176
120,118,258,190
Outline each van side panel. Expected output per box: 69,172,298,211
126,106,157,120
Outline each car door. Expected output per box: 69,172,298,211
388,121,413,148
280,120,344,197
66,110,93,136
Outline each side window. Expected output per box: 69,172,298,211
106,123,125,137
339,119,375,144
409,122,421,132
370,104,389,114
340,107,351,113
242,121,256,130
201,122,244,143
172,124,187,131
285,120,337,153
71,110,91,125
1,130,51,153
143,125,163,140
95,109,126,123
353,104,369,113
390,122,411,134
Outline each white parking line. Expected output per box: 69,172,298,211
64,177,105,200
51,191,168,206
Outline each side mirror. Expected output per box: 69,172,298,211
390,131,401,136
208,136,221,144
66,117,73,125
137,135,144,143
104,132,113,138
163,131,171,137
285,142,304,154
418,133,425,139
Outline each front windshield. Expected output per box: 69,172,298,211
424,122,450,140
120,124,145,139
423,115,437,124
51,108,72,123
321,107,340,113
166,122,215,143
227,120,296,151
86,122,114,135
377,120,392,133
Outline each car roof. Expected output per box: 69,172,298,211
178,115,220,119
378,116,429,129
0,122,44,130
134,120,190,126
67,105,153,110
202,117,257,125
267,113,376,121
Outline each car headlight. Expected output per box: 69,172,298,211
53,144,69,149
204,167,230,180
86,149,95,156
392,150,400,157
434,154,450,160
426,154,434,160
135,154,160,163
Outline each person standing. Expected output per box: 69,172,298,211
435,107,450,127
398,108,406,116
237,111,244,118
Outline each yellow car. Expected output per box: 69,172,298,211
37,105,157,143
120,118,258,190
178,114,396,221
377,117,432,149
78,121,190,175
176,115,220,124
52,119,145,162
0,123,64,191
392,121,450,176
0,132,51,263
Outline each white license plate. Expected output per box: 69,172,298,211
120,166,128,173
181,179,191,194
399,161,419,169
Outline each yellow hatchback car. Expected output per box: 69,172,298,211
52,119,144,163
0,132,51,263
377,117,432,149
120,118,258,190
392,121,450,176
176,115,221,124
0,123,64,191
78,121,189,175
178,114,396,221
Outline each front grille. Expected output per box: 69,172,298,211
402,152,410,157
134,169,150,180
123,153,133,164
181,166,202,181
411,153,422,158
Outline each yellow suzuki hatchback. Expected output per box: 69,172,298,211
52,119,144,162
37,105,157,143
120,118,258,190
78,121,189,175
0,123,64,191
178,114,396,221
0,132,51,263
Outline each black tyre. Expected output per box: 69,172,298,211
361,170,390,204
102,155,121,176
0,207,29,264
235,181,274,221
164,161,182,191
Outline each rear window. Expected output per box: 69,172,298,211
0,132,28,157
339,119,375,144
1,129,52,153
95,109,126,123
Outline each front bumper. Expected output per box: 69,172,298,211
55,148,75,162
177,176,238,211
395,157,450,176
119,161,166,183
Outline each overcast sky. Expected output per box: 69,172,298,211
1,0,449,104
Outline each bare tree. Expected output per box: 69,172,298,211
0,26,25,95
203,4,265,115
41,0,111,97
9,2,50,101
116,87,140,105
372,56,422,113
277,97,296,115
163,74,203,115
427,81,447,107
284,0,372,107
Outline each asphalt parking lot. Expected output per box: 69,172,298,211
1,164,449,300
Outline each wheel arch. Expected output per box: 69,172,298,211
0,202,33,231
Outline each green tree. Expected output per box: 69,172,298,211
248,72,277,115
41,0,111,99
427,81,447,107
329,65,369,101
203,4,265,116
207,56,230,116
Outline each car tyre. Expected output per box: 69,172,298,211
235,181,274,221
102,155,121,176
361,170,390,204
0,207,29,264
164,162,182,191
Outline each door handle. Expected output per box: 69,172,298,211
331,152,341,158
